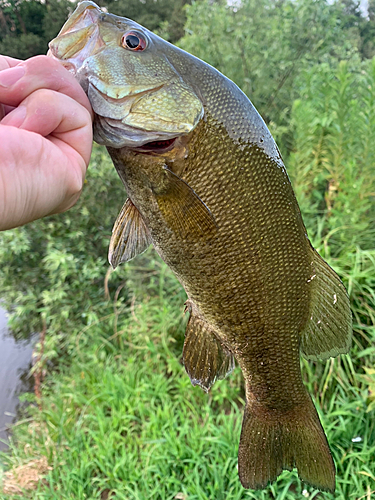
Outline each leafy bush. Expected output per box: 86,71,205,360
180,0,362,129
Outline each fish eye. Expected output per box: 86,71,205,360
121,31,147,51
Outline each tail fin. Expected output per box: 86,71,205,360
238,396,335,492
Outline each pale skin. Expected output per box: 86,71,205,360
0,55,93,231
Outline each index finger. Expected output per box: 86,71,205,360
0,55,23,71
0,55,93,118
0,56,22,119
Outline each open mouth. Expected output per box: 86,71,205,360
133,137,177,154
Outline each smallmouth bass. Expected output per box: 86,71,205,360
49,2,352,491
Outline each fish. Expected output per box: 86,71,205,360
48,1,352,491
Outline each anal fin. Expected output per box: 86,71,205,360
183,301,235,392
301,250,352,360
108,198,151,269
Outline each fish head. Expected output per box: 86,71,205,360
48,1,203,150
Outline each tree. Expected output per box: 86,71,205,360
179,0,364,133
96,0,193,42
0,0,194,60
0,0,72,59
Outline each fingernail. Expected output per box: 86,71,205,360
0,66,25,88
1,105,27,127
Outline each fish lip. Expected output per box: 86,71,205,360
57,1,102,39
46,52,77,75
47,31,107,78
48,3,105,73
93,111,180,149
88,80,165,103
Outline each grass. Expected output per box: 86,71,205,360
0,247,374,499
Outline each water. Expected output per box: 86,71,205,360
0,308,34,450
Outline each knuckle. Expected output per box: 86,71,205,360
27,88,60,109
23,55,93,118
0,56,11,71
26,55,59,71
33,88,54,100
68,166,85,198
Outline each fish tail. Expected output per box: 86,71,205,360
238,395,335,492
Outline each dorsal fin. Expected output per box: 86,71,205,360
155,166,217,240
108,198,151,269
183,301,235,392
301,250,352,360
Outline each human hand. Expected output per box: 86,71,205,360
0,55,93,231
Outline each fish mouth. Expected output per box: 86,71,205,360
131,137,178,154
48,2,105,71
93,113,180,151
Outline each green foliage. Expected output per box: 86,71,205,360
0,146,126,347
286,60,375,361
180,0,362,128
0,32,45,59
97,0,193,42
0,0,193,59
362,368,375,413
0,0,73,59
288,59,375,246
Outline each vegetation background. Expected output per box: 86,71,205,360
0,0,374,498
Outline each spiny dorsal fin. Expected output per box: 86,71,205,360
301,250,352,360
108,198,151,269
183,301,235,392
155,166,217,240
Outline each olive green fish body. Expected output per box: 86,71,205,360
109,107,333,490
49,3,352,491
110,107,310,400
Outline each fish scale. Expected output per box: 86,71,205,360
49,1,352,491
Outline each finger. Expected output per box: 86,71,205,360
0,56,23,119
2,88,93,166
0,55,93,118
0,105,15,121
0,58,20,119
0,126,86,230
0,55,22,71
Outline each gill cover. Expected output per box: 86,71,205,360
48,1,203,148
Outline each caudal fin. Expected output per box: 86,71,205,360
238,396,335,491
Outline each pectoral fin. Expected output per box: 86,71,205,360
108,198,151,269
301,250,352,360
183,302,235,392
155,166,217,240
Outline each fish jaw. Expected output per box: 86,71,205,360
48,2,104,79
48,1,203,149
